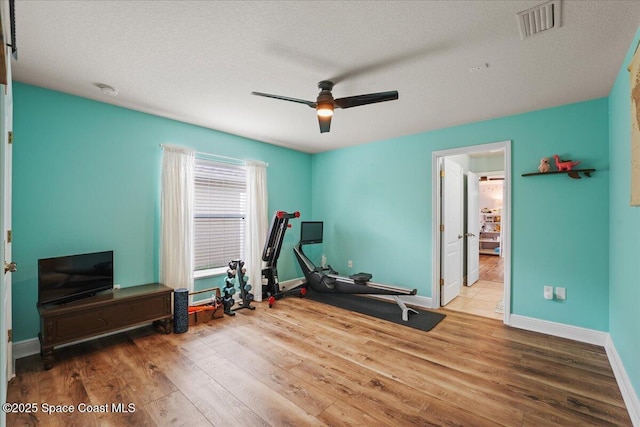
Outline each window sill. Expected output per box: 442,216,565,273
194,267,227,280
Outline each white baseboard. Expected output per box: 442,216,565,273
13,337,40,359
606,335,640,426
279,277,305,292
509,314,608,346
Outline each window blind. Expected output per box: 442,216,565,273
194,158,247,271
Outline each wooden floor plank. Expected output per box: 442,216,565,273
318,398,393,427
204,330,338,417
139,333,270,427
6,298,632,426
195,353,325,426
144,390,211,427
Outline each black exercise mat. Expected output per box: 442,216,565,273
305,290,445,332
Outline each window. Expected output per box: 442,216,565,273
193,158,247,273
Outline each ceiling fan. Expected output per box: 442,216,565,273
251,80,398,133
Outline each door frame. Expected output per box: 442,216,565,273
431,140,512,323
1,0,13,417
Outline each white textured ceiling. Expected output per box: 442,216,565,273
11,1,640,153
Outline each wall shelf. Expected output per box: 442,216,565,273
521,169,595,179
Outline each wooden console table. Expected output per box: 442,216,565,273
38,283,173,370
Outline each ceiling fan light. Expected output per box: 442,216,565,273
317,102,333,117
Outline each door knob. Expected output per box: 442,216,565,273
466,233,476,237
458,234,463,239
4,261,17,274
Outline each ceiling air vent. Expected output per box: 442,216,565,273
517,0,561,40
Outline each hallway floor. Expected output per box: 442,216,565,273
445,255,504,320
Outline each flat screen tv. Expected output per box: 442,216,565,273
300,221,323,244
38,250,114,306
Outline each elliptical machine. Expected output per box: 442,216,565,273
261,211,307,307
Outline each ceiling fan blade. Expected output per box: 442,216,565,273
251,91,316,108
334,90,398,109
318,114,332,133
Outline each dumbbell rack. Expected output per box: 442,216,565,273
221,259,255,316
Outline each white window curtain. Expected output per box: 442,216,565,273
160,145,195,291
244,161,268,302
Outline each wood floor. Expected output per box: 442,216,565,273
7,297,631,426
478,253,504,283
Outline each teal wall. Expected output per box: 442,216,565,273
11,83,312,341
608,27,640,401
312,98,610,331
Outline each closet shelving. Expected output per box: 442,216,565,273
480,212,501,255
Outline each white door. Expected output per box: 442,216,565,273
441,158,463,306
466,172,480,286
0,0,14,402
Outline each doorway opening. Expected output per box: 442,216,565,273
431,141,511,323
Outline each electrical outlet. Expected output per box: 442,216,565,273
348,260,353,268
556,287,566,300
544,285,553,300
114,284,121,290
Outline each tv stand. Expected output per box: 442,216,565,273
38,283,173,370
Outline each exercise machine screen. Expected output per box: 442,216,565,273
300,221,323,244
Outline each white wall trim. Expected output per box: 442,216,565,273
605,335,640,426
12,338,40,360
279,277,305,292
509,314,608,346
